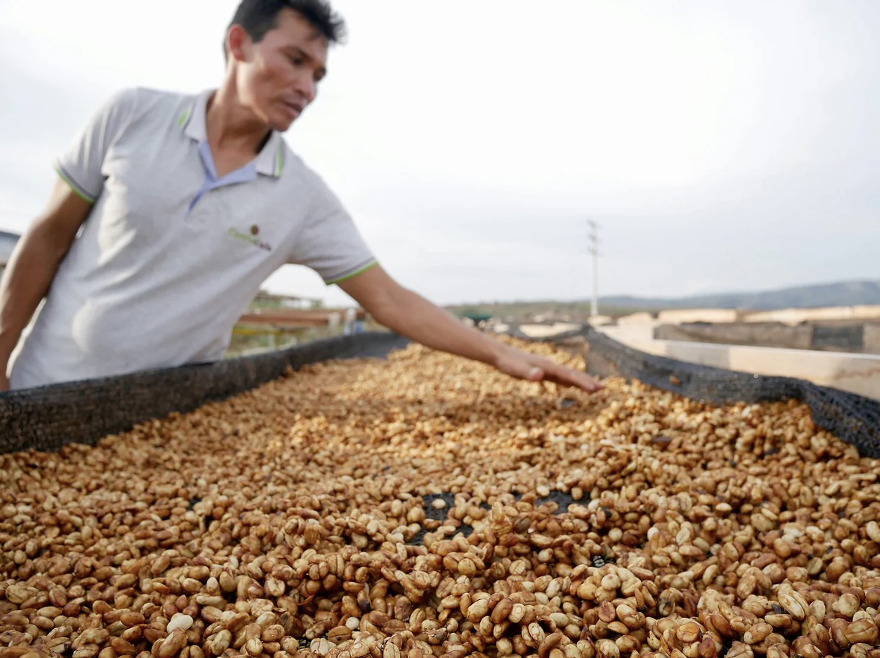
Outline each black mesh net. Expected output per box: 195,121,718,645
580,328,880,458
0,332,409,455
2,327,878,459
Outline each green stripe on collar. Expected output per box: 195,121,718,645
275,144,284,177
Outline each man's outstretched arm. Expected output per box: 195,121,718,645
0,179,93,390
336,265,602,392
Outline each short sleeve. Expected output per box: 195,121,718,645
54,87,139,203
288,176,378,285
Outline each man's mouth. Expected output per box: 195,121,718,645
283,100,304,119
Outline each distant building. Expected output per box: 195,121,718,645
0,231,20,280
251,289,323,310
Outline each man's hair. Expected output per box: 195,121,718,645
225,0,346,57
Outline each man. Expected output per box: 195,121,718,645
0,0,601,394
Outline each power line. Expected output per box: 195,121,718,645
588,220,599,316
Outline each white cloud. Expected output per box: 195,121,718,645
1,0,878,306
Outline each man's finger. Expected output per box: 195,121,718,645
500,353,545,382
527,367,544,381
543,364,602,392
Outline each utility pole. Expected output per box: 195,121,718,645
588,220,599,317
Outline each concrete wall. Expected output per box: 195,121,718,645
617,312,655,325
655,322,813,350
657,309,741,324
601,324,657,345
866,324,880,355
854,306,880,320
811,325,864,352
654,322,875,353
742,306,880,325
518,322,582,339
599,331,880,401
617,306,880,327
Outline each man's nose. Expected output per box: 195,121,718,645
293,74,316,104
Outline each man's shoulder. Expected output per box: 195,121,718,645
119,86,198,113
278,139,306,175
97,86,198,124
277,141,337,201
95,86,206,141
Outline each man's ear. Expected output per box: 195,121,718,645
226,24,251,63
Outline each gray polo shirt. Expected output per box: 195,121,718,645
9,87,377,389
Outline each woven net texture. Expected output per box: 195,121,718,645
576,328,880,459
1,327,877,458
0,332,409,455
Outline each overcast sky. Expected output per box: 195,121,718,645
1,0,878,306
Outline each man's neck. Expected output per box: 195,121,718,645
205,84,272,156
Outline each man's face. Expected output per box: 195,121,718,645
230,9,329,132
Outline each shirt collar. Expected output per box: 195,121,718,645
179,89,285,178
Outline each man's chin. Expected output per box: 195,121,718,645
272,118,295,133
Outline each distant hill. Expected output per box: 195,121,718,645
448,280,880,320
602,279,880,311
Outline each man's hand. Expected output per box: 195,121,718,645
493,344,602,392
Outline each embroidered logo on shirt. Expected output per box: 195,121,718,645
228,226,272,252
